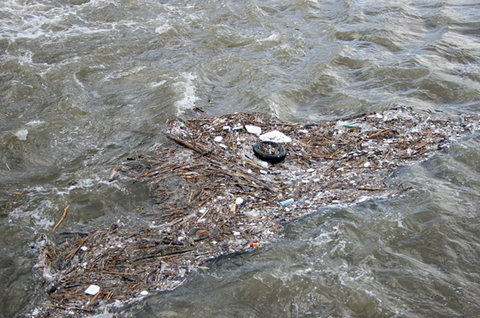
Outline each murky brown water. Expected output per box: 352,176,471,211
1,0,480,317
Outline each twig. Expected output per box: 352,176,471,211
51,205,70,233
197,208,210,222
193,265,209,270
86,291,102,308
358,187,389,191
132,248,193,262
196,190,219,208
169,277,188,291
164,133,207,155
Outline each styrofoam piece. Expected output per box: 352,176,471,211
259,130,292,143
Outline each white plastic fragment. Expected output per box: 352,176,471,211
85,284,100,295
80,246,88,251
256,160,269,169
259,130,292,143
140,290,149,296
14,129,28,140
214,136,223,142
222,125,231,131
235,197,244,205
245,124,262,136
232,125,243,130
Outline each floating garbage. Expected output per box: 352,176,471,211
296,196,308,207
34,106,479,317
14,128,28,140
259,130,292,143
253,141,287,164
280,198,295,206
85,285,100,296
245,124,262,135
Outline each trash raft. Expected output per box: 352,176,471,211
35,107,477,317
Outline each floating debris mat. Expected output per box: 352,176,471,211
35,107,477,317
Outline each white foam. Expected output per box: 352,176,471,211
0,0,123,44
104,66,147,80
257,31,280,43
155,24,173,34
26,120,44,126
9,200,55,231
150,80,167,88
174,72,199,115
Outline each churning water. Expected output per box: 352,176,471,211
2,0,480,317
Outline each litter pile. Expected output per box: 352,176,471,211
35,107,477,317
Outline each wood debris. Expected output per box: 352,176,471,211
34,106,477,317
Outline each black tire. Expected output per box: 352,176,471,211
252,141,287,164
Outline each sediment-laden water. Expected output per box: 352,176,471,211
1,0,480,317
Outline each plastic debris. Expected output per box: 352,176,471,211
232,125,243,130
245,124,262,136
245,153,270,168
259,130,292,143
296,196,308,207
14,129,28,140
280,198,295,206
85,285,100,296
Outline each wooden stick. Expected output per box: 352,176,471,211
86,291,101,308
197,208,210,222
170,277,187,291
193,265,209,270
164,133,206,155
358,187,389,191
51,205,70,233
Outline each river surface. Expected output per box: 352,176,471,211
2,0,480,317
